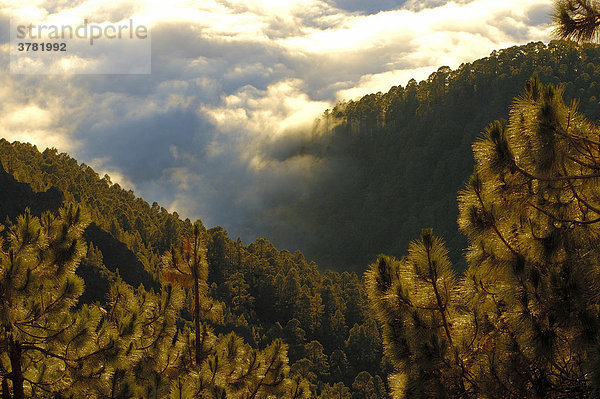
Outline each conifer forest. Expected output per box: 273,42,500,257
4,0,600,397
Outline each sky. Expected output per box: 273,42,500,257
0,0,553,244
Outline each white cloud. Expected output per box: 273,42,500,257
336,66,435,99
278,0,552,99
203,79,329,136
88,157,137,190
5,104,53,127
0,75,85,152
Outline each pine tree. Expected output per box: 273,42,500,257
319,382,351,399
367,76,600,398
161,221,222,367
553,0,600,43
88,281,187,398
459,76,600,396
0,205,109,398
0,207,309,398
365,231,464,398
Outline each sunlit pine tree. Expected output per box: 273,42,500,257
365,230,464,398
161,221,222,368
0,205,114,398
459,76,600,397
81,281,188,398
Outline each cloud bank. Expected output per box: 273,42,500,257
0,0,553,252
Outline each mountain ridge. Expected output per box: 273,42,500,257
252,40,600,271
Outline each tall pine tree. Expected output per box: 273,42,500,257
161,221,222,367
0,205,110,398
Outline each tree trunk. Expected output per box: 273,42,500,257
426,247,453,345
8,339,24,399
2,377,11,399
193,272,202,366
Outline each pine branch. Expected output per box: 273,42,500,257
553,0,600,43
532,202,600,225
473,182,519,257
424,241,453,345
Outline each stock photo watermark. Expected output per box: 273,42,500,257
10,18,151,74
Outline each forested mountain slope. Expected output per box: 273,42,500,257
268,40,600,271
4,39,600,397
0,140,387,397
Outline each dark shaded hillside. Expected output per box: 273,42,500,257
0,140,187,274
0,161,156,304
83,224,157,292
0,163,63,218
263,40,600,272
